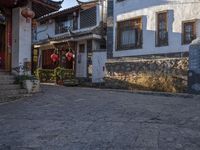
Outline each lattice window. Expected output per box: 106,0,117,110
80,7,97,29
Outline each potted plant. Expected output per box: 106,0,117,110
55,67,65,85
23,75,40,93
14,75,40,93
13,63,40,94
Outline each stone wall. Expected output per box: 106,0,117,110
105,57,188,93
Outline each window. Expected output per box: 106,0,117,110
117,17,142,50
182,21,196,44
79,44,85,53
156,12,168,46
55,17,73,34
80,6,96,29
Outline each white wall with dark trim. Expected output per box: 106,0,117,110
113,0,200,57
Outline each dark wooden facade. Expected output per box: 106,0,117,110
0,0,63,71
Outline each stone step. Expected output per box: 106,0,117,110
0,79,15,85
0,84,21,90
0,71,10,75
0,89,27,97
0,75,15,80
0,94,32,103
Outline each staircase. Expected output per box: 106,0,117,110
0,70,29,103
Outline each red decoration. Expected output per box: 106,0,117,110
21,8,35,23
66,52,74,61
51,53,59,62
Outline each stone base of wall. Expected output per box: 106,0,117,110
105,57,188,93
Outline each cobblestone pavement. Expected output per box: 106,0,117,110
0,85,200,150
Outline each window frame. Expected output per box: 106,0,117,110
182,20,196,45
55,16,74,35
116,17,143,51
156,11,169,47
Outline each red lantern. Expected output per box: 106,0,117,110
51,53,59,62
66,52,74,61
21,8,35,23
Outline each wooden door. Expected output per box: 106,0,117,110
0,24,5,70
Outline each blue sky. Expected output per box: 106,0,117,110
61,0,91,9
61,0,78,9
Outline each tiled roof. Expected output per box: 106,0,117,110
39,0,63,9
37,0,99,21
33,23,106,45
38,5,81,21
32,0,64,18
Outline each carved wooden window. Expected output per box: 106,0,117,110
117,17,142,50
156,12,168,46
182,21,196,44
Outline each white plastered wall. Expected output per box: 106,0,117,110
92,51,107,83
76,40,87,78
113,0,200,57
12,5,32,71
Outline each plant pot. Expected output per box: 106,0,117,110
32,79,40,93
23,80,33,93
23,79,40,93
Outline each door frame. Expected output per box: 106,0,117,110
0,10,11,72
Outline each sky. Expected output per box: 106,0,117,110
61,0,78,9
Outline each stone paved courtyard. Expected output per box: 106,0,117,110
0,85,200,150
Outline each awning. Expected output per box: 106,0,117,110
34,43,56,50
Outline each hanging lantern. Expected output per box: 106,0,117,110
21,8,35,23
51,53,59,62
66,51,74,61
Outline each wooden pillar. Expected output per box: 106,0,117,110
3,9,12,72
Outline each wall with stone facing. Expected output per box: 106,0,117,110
105,57,188,93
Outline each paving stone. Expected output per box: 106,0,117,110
0,85,200,149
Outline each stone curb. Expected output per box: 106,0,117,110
80,86,198,99
105,89,195,99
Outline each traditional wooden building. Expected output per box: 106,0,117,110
33,0,107,83
0,0,63,72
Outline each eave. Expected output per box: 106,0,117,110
0,0,63,18
32,0,64,18
37,0,98,22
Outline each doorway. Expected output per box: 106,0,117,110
0,24,5,70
